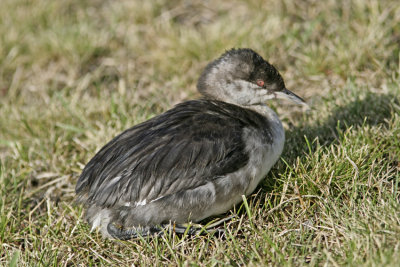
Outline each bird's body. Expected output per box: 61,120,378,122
76,48,306,239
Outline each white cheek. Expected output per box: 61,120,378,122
235,81,266,104
223,80,253,104
222,80,276,105
255,89,268,96
249,88,275,104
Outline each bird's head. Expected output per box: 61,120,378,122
197,48,307,107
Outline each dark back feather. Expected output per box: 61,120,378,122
76,99,273,208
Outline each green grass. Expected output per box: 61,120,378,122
1,0,400,265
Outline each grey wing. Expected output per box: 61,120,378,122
76,101,249,208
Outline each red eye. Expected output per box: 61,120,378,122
256,80,264,87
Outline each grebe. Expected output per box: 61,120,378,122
76,48,307,239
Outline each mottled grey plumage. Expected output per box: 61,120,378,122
76,48,307,239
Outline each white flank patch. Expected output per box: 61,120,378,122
136,199,147,206
123,196,164,208
151,195,165,202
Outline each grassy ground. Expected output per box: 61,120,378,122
1,0,400,265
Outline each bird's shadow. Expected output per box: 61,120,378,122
262,91,398,193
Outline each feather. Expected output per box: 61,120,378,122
76,99,273,209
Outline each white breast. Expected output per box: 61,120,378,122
243,105,285,195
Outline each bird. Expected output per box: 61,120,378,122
75,48,308,240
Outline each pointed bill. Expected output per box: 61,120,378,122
275,88,309,108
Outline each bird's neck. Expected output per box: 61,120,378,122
244,104,280,122
245,103,285,145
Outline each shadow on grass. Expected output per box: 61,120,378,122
261,91,398,192
286,92,396,163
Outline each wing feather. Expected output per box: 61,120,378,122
76,100,271,208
